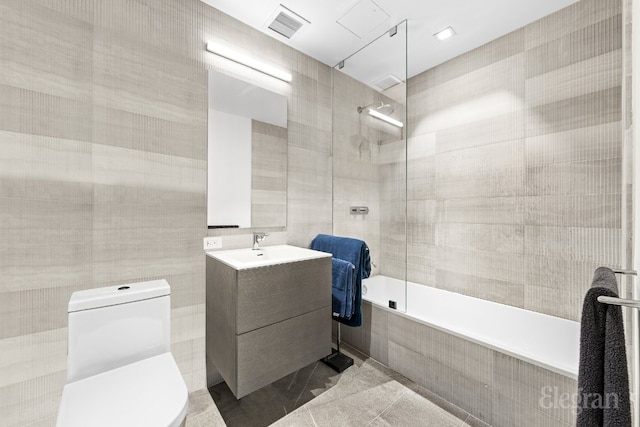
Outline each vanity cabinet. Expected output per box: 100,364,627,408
205,247,332,399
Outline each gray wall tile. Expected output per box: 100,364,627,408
407,0,622,321
1,0,333,424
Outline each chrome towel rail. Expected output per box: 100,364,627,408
597,295,640,309
597,269,639,307
596,268,638,427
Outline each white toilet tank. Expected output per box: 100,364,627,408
67,279,171,383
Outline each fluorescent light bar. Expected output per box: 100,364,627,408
206,42,292,82
434,26,456,41
368,109,403,128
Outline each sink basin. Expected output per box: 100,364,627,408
205,244,331,270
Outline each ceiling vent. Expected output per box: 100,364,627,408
373,74,403,91
267,5,309,39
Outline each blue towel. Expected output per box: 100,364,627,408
577,267,631,426
310,234,371,327
331,258,355,318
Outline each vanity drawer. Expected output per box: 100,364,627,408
236,306,330,398
236,257,331,334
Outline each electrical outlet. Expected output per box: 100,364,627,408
203,237,222,250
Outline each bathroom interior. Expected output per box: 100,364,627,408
1,0,639,426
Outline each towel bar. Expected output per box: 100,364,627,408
597,295,640,309
596,269,638,309
597,267,639,427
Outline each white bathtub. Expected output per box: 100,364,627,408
362,275,580,379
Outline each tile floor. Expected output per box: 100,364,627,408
186,345,489,426
208,357,339,426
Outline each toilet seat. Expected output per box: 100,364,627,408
57,352,188,427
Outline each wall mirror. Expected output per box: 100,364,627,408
207,70,288,228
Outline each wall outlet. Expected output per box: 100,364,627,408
203,236,222,250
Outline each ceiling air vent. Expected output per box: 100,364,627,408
267,5,309,39
373,74,403,91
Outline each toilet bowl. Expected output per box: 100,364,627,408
56,280,189,427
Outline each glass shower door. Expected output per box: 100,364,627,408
331,21,407,313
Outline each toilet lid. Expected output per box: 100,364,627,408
57,352,188,427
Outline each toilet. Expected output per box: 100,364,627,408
56,279,189,427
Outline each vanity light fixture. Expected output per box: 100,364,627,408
368,109,404,128
206,41,292,82
434,26,456,41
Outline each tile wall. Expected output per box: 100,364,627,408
0,0,332,425
407,0,624,321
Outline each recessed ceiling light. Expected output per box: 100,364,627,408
434,26,456,41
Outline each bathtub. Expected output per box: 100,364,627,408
361,275,580,379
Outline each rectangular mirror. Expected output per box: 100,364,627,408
207,70,287,228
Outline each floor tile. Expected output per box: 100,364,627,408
185,389,225,427
207,343,474,427
373,388,465,427
307,380,408,427
307,361,395,408
209,360,338,427
270,407,317,427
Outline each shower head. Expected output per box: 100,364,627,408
377,103,394,115
357,101,394,115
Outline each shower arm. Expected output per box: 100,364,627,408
357,101,386,114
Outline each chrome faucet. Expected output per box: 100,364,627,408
252,233,269,250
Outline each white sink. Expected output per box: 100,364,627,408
205,245,331,270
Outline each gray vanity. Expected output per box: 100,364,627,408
205,245,332,398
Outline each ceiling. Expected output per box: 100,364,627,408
201,0,578,84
